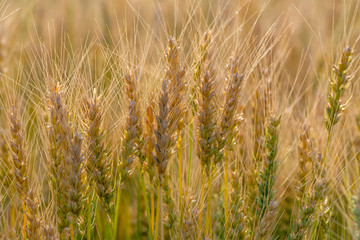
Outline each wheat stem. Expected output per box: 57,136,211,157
140,171,153,239
224,148,229,239
178,135,184,231
198,165,206,239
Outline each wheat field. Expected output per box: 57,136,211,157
1,0,360,239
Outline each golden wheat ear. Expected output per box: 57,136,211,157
47,80,72,235
10,106,28,201
153,78,172,240
10,106,28,239
120,69,143,185
85,90,113,218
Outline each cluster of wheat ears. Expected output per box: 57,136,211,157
2,0,360,239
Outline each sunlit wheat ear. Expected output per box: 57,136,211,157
166,37,186,138
216,57,244,162
120,70,142,184
10,106,28,201
153,79,173,240
325,47,352,133
86,90,113,217
256,115,281,221
10,106,28,238
47,80,71,235
190,31,211,115
196,49,217,238
197,52,216,172
25,190,41,240
165,38,186,228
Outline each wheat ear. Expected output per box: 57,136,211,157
197,50,217,238
154,79,173,240
10,106,28,239
86,89,113,217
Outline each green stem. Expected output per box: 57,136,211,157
154,184,161,240
140,172,153,239
136,176,141,240
159,182,164,240
224,148,229,239
205,164,214,237
178,135,184,232
198,166,206,239
113,187,122,240
87,191,96,239
188,120,194,185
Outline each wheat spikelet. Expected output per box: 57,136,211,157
85,89,113,216
154,79,173,186
190,32,211,115
166,37,186,138
216,57,244,162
